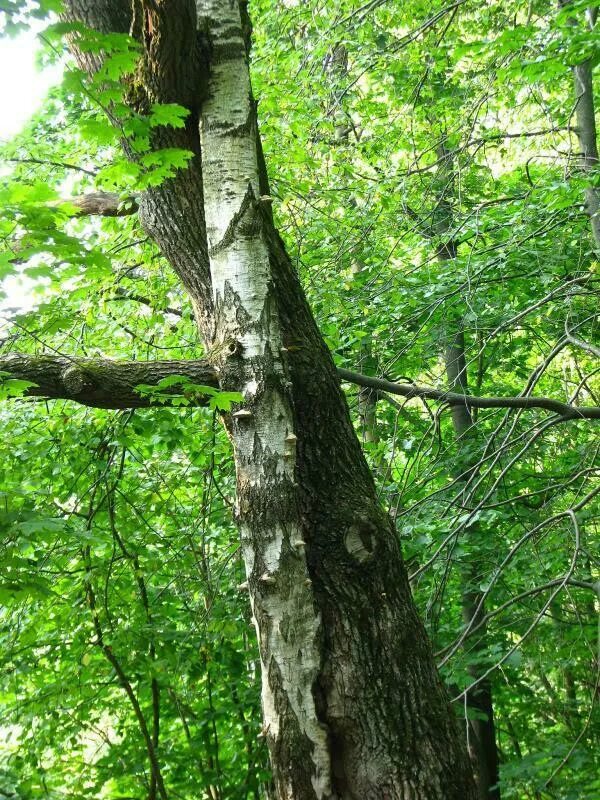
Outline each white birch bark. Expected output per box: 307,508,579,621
197,2,331,796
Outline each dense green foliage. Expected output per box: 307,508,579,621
0,1,598,798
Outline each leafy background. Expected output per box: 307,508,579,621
0,0,598,798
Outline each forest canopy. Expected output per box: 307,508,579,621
0,1,598,799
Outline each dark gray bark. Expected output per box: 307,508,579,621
338,370,600,420
261,212,476,800
0,354,218,408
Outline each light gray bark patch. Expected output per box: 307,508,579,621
344,518,376,563
267,655,324,800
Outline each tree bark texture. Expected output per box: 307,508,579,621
61,1,477,798
0,353,218,408
3,353,597,419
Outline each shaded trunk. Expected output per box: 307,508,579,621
435,140,500,799
444,333,500,800
62,1,477,797
198,6,475,796
574,57,600,247
561,0,600,246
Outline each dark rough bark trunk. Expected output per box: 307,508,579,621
0,354,218,408
61,1,477,797
261,223,476,800
62,0,214,337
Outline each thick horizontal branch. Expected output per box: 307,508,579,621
2,354,599,419
0,354,218,409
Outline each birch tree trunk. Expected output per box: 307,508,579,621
63,1,477,797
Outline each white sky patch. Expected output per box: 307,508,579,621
1,27,63,321
0,28,61,140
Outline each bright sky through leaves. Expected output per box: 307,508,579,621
0,28,62,315
0,28,60,140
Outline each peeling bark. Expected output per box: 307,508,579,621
198,4,332,794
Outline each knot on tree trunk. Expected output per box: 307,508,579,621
62,366,94,395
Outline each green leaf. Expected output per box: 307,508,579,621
149,103,190,129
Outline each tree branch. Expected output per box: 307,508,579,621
5,157,98,176
337,368,600,420
68,192,138,217
2,354,599,418
0,354,218,408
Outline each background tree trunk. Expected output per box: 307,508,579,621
434,139,501,799
562,0,600,247
444,332,501,800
